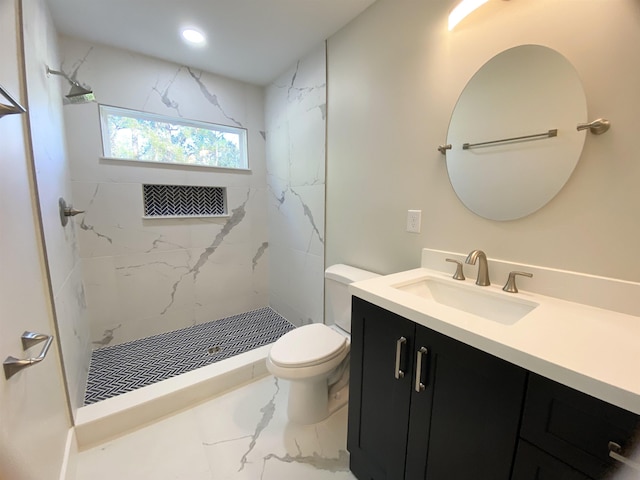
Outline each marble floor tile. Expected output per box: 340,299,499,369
75,375,357,480
75,408,212,480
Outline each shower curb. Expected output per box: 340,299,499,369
74,345,270,450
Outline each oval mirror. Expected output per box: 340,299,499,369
445,45,587,221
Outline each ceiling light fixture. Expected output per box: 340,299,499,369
181,28,206,45
448,0,489,31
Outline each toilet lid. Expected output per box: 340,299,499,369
270,323,347,368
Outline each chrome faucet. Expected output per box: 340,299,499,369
465,250,490,286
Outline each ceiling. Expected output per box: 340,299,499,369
46,0,377,86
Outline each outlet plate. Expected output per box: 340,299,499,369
407,210,421,233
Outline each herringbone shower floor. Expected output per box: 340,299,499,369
84,307,294,405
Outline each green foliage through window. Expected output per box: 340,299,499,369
99,105,248,169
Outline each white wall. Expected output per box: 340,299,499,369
0,0,71,477
21,0,90,419
265,43,327,326
327,0,640,283
59,37,269,346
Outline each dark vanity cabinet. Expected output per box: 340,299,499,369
347,298,414,479
512,374,640,479
348,297,527,480
348,297,640,480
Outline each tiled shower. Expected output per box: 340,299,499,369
84,307,294,404
31,26,327,414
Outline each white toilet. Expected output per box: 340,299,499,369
267,264,379,424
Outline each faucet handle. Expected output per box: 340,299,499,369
445,258,465,281
503,271,533,293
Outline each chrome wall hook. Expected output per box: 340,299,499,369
577,118,610,135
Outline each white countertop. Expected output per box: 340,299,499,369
349,267,640,415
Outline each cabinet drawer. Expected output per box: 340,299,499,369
520,374,639,479
512,440,592,480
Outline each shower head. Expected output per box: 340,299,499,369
46,66,95,104
65,83,96,104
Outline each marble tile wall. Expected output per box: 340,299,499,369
265,43,327,326
21,0,90,415
59,36,269,347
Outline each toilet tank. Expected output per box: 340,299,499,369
325,264,380,333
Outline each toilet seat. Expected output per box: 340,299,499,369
269,323,348,368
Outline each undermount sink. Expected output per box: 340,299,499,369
392,277,538,325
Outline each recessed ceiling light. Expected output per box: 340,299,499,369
181,28,206,45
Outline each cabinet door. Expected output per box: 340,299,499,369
405,324,527,480
520,374,640,479
512,441,593,480
348,298,416,479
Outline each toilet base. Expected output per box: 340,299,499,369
286,380,349,425
328,381,349,416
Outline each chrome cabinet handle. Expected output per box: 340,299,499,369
3,331,54,380
609,441,640,471
415,347,428,393
394,337,407,379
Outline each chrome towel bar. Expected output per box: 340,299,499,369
462,129,557,150
438,118,611,154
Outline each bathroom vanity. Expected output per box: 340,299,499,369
346,252,640,480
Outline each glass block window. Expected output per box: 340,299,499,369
100,105,248,170
143,184,226,218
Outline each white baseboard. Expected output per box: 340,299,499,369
58,428,78,480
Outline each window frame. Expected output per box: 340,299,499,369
98,104,249,171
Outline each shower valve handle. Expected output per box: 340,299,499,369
64,207,85,217
59,197,85,227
